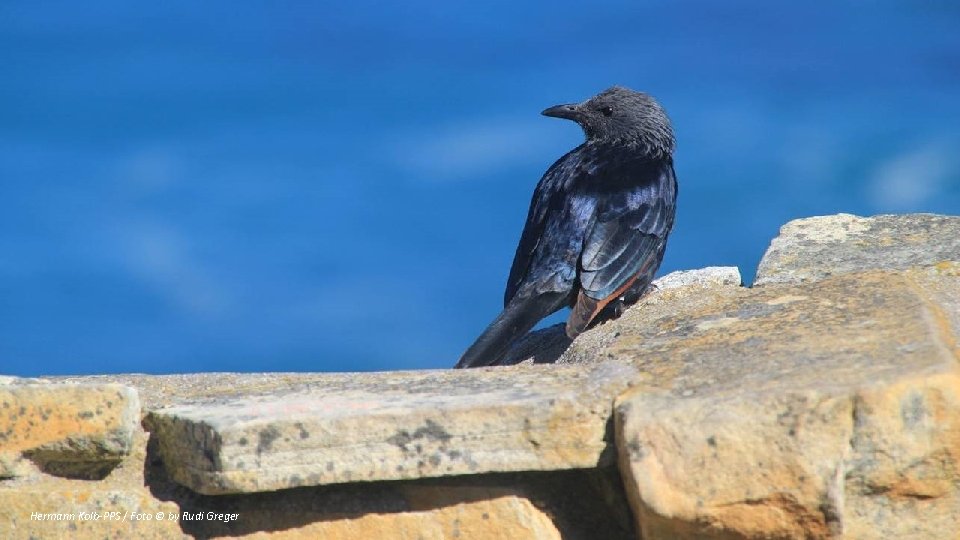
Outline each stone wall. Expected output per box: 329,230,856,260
1,213,958,539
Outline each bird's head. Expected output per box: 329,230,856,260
542,86,675,156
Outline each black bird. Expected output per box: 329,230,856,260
455,86,678,369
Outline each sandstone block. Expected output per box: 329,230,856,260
755,213,960,286
144,362,638,494
609,268,960,539
0,383,140,479
1,487,561,540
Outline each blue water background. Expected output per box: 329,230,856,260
2,1,959,375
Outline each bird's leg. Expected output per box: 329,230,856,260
594,281,660,324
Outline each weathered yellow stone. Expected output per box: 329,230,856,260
1,430,187,539
0,383,139,478
2,489,560,540
233,496,561,540
608,269,960,539
140,362,637,494
754,213,960,286
843,371,960,539
2,488,186,539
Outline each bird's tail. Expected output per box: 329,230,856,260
455,293,566,369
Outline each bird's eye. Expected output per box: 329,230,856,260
600,106,613,117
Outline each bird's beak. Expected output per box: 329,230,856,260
541,103,582,121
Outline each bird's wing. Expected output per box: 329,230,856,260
504,147,586,306
569,160,677,334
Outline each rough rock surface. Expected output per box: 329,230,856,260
755,213,960,286
143,362,638,494
0,382,139,479
612,266,960,539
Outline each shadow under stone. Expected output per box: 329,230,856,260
143,433,635,539
23,449,122,481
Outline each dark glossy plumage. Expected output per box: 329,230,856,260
456,86,677,369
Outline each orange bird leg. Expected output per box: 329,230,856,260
566,273,641,339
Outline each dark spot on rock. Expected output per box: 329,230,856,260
414,419,452,443
706,436,716,447
387,430,412,451
482,513,490,520
326,461,334,472
901,392,926,428
289,474,302,486
447,450,462,460
819,492,843,530
388,420,453,455
106,401,113,409
428,455,441,467
257,426,281,455
19,406,26,416
296,423,309,439
238,437,248,446
627,438,645,460
78,411,94,419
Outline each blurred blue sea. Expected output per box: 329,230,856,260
2,1,959,375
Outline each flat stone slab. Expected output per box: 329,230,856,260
144,362,639,494
755,213,960,286
0,383,139,478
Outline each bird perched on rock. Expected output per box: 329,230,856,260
455,86,678,369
